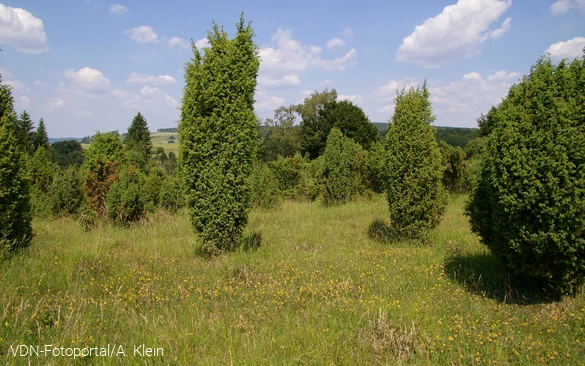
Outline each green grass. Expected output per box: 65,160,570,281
1,195,584,364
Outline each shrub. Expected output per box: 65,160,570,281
0,112,33,251
439,141,467,193
159,175,184,213
142,166,166,212
467,54,585,296
107,166,146,225
249,162,281,209
27,145,58,217
384,83,447,239
323,128,365,205
180,15,259,254
82,132,125,218
49,166,84,217
269,154,304,198
364,141,386,193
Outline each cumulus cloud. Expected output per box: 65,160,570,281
109,4,128,15
318,80,333,87
337,94,364,103
327,37,347,49
259,28,357,74
33,80,46,87
64,67,111,94
550,0,585,14
126,72,177,85
195,37,210,49
546,37,585,61
344,28,354,37
255,91,286,111
396,0,512,68
168,36,189,48
258,74,301,88
138,86,179,108
0,4,48,53
124,26,158,44
5,80,30,93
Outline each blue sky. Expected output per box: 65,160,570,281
0,0,584,138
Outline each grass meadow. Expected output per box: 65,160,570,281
1,195,584,365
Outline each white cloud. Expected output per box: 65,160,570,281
0,4,48,53
429,70,518,126
396,0,512,68
33,80,46,87
46,98,65,110
5,80,30,93
195,37,210,49
139,86,178,108
374,77,421,97
16,96,30,108
337,94,364,103
327,37,347,49
109,4,128,15
318,80,333,87
300,90,314,97
168,36,189,48
550,0,585,14
255,92,286,111
64,67,111,94
258,74,301,88
489,17,512,39
344,28,354,37
546,37,585,61
259,28,357,74
124,26,158,44
126,72,177,85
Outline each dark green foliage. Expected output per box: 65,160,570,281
0,110,33,251
16,110,34,154
268,154,304,198
82,132,125,218
477,106,498,138
142,166,166,212
467,54,585,296
159,175,184,213
180,14,259,254
32,118,49,152
28,146,59,216
300,97,377,159
439,141,468,193
298,89,338,159
260,107,302,162
384,83,447,239
434,126,478,148
52,140,84,168
125,112,152,170
249,162,281,209
107,166,146,225
364,141,386,193
165,152,178,175
49,166,84,217
323,128,365,205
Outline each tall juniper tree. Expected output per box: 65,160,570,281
467,53,585,296
384,82,447,239
180,14,259,255
0,75,32,251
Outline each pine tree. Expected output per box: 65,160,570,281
17,110,34,154
125,112,152,167
33,118,49,152
384,82,447,239
0,76,32,251
180,14,259,255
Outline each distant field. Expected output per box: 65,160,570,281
151,132,179,155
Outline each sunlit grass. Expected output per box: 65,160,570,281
1,195,584,364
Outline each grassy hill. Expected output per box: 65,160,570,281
1,195,582,364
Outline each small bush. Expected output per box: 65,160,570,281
107,166,146,225
323,128,365,205
49,166,84,217
249,163,281,209
269,154,304,198
364,141,386,193
159,176,184,213
142,167,166,212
